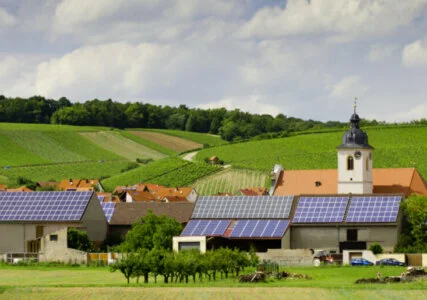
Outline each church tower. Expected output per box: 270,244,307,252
337,100,373,194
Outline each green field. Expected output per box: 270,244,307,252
0,265,424,299
192,168,270,195
139,129,228,147
80,131,166,161
101,158,220,191
195,126,427,179
0,161,130,185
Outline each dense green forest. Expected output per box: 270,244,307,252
1,95,426,141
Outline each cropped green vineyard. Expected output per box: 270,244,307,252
195,126,427,179
0,161,130,186
140,129,228,147
152,162,221,187
192,168,270,195
101,157,189,191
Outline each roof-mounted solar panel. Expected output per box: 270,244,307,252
181,219,230,236
346,196,402,223
192,196,294,219
292,196,349,223
229,219,290,238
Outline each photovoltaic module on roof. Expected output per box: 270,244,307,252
292,196,349,223
101,202,115,222
0,191,93,222
228,219,290,238
192,196,294,219
181,219,230,236
345,196,402,223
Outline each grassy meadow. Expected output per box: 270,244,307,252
192,168,270,195
0,265,425,299
195,126,427,179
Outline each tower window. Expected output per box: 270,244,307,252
347,156,354,170
366,157,369,171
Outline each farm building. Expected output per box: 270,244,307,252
0,191,107,262
107,202,194,243
177,108,420,253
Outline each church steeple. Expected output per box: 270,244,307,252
337,98,373,150
337,99,373,194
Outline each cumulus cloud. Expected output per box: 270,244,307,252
402,39,427,67
328,76,369,98
237,0,427,40
0,7,17,27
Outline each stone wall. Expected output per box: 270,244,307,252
256,249,313,266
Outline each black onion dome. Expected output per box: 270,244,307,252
337,112,373,149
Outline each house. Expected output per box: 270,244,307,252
96,192,120,203
0,191,107,262
113,183,165,195
1,186,34,192
240,188,269,196
58,179,103,192
155,187,198,203
108,202,195,243
0,185,6,191
125,190,157,203
177,108,413,254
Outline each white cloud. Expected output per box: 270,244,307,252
402,39,427,67
0,7,17,27
328,76,369,98
367,44,396,62
238,0,427,40
0,56,19,78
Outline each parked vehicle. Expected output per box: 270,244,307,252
312,249,334,266
350,257,373,266
375,258,406,266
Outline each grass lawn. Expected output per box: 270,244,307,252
0,265,425,299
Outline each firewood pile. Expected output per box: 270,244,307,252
279,271,312,280
239,271,266,283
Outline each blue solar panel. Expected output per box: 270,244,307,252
181,219,230,236
292,196,349,223
98,196,105,203
346,196,402,223
229,220,290,238
101,202,115,222
0,191,93,221
192,196,294,219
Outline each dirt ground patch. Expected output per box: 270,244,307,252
129,131,202,153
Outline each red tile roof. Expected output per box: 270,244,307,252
274,168,427,197
240,188,269,196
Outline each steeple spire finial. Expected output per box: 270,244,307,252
354,97,358,114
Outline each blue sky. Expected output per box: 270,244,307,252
1,0,427,122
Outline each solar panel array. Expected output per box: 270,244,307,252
181,219,230,236
346,196,402,223
101,202,115,222
98,196,105,203
0,191,92,221
192,196,294,219
293,196,349,223
229,219,290,238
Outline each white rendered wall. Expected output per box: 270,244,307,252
337,149,373,194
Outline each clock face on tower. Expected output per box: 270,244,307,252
354,151,362,159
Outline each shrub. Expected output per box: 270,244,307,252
369,243,383,255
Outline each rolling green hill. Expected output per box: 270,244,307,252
0,122,426,194
195,126,427,179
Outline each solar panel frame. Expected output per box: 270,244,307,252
180,219,231,236
101,202,115,222
345,196,402,223
0,191,93,222
192,196,294,219
229,219,290,238
292,196,349,223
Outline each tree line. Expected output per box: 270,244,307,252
1,95,426,141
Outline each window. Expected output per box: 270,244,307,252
347,229,358,241
50,234,58,241
36,226,44,238
347,156,354,170
366,157,369,171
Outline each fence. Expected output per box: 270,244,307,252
87,253,118,265
3,252,39,264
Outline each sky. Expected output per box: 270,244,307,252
1,0,427,122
